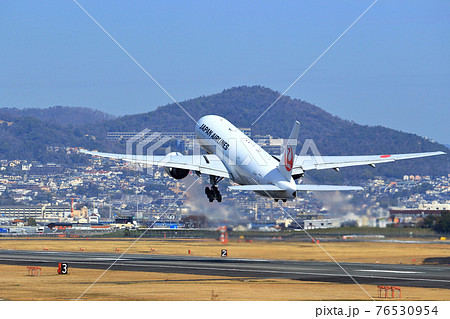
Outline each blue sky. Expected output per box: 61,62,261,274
1,1,449,144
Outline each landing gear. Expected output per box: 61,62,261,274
205,186,222,202
205,175,223,202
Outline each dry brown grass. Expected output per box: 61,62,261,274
1,239,448,301
0,264,449,301
0,238,448,265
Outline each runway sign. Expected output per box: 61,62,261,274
58,263,68,274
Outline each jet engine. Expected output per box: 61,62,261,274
164,152,190,180
165,167,189,180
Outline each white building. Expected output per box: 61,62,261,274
303,218,339,229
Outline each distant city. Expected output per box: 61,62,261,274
0,131,448,236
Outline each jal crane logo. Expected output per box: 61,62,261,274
284,145,294,172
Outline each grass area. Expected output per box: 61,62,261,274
0,264,448,301
1,239,448,301
0,238,448,264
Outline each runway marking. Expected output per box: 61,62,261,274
89,258,132,261
357,269,423,274
89,261,450,285
2,257,449,286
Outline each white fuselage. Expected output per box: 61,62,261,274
195,115,297,199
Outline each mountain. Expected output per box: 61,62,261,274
0,110,120,164
0,106,115,127
87,86,448,179
0,86,448,179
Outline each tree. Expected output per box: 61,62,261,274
418,211,450,233
435,211,450,233
419,214,436,229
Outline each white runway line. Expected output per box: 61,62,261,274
357,269,423,274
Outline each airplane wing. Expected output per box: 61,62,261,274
296,185,363,191
228,184,363,191
292,151,446,175
80,150,231,178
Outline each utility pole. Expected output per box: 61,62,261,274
109,195,112,221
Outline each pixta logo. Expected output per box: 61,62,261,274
126,129,171,175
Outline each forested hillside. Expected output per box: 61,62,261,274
0,106,115,126
0,86,448,180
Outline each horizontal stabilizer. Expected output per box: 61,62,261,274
228,185,282,191
296,185,363,191
228,184,363,192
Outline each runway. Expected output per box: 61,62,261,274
0,249,449,289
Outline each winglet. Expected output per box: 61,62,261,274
278,121,300,180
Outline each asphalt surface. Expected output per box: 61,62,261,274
0,249,449,289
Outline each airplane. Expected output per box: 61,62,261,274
80,115,446,202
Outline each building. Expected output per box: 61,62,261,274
389,207,446,227
106,131,150,142
107,131,198,142
107,129,252,152
418,202,450,211
107,131,197,153
303,218,339,229
0,205,71,221
239,128,252,138
253,134,284,154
